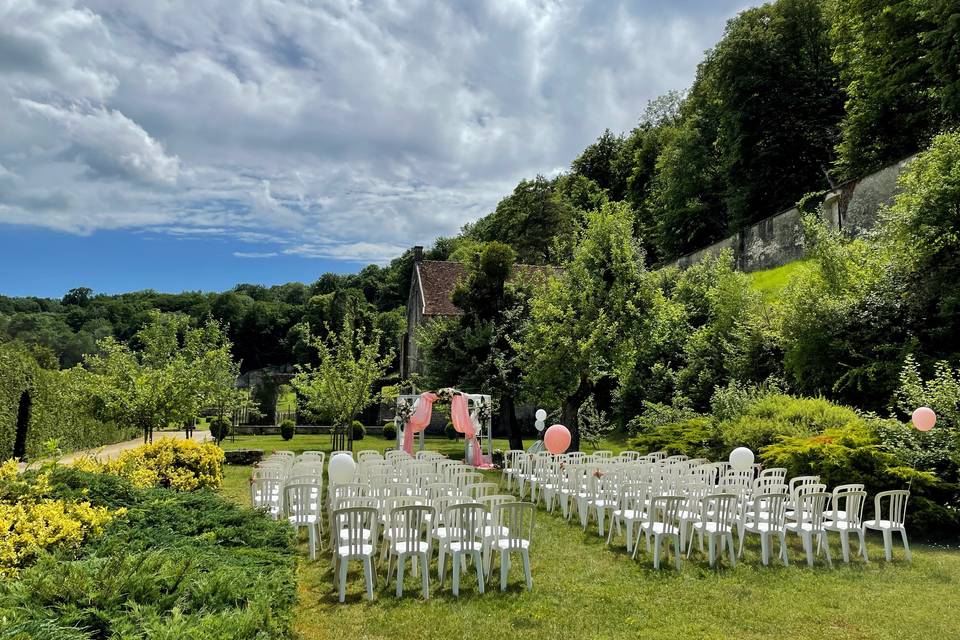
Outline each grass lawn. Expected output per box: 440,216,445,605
748,259,808,304
219,434,960,640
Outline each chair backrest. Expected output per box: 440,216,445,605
649,495,685,535
444,503,486,546
760,467,786,481
493,502,535,549
252,466,286,481
699,493,739,532
330,450,352,460
285,473,322,488
465,482,499,498
796,491,831,530
752,476,787,497
357,449,381,462
831,488,867,525
332,483,367,501
592,450,613,459
788,475,821,497
285,483,321,524
748,492,788,528
251,477,283,511
390,504,433,548
427,483,460,501
300,451,326,467
874,490,910,527
618,451,641,461
333,507,378,555
477,494,515,513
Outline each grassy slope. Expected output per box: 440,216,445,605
220,434,960,640
747,259,808,303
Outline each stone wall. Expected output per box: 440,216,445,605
667,156,913,273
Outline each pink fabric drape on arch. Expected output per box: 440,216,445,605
451,394,492,468
401,392,438,454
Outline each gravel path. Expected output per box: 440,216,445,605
18,430,212,470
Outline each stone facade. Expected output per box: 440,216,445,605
667,156,914,273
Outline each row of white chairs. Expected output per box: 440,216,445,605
501,450,911,569
249,449,536,601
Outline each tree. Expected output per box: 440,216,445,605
521,201,653,450
571,129,630,200
418,241,531,450
470,176,577,263
82,312,238,443
291,321,392,451
828,0,952,177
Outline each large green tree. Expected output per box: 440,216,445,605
418,242,531,450
521,201,654,450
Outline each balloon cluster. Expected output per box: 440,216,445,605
535,408,547,432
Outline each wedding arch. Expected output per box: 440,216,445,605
394,389,493,467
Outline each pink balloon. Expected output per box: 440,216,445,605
544,424,571,454
912,407,937,432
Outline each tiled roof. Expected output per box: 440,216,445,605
415,260,555,316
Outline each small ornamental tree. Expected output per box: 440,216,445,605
291,320,392,451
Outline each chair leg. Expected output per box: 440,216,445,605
708,535,716,567
653,535,661,570
759,533,769,566
420,553,430,599
780,534,789,566
673,536,681,572
437,546,446,584
823,535,832,568
501,550,509,591
308,527,317,561
625,521,634,553
452,554,460,597
363,556,375,601
803,533,814,567
522,549,532,590
396,554,405,597
900,529,912,562
338,557,348,603
475,551,484,594
739,530,747,560
882,529,893,561
859,530,868,562
727,533,736,567
840,531,850,563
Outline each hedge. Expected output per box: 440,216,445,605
0,342,136,460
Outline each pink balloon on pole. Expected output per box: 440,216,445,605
912,407,937,432
544,424,571,454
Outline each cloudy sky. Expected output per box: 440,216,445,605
0,0,749,296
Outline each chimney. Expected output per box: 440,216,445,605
412,245,423,262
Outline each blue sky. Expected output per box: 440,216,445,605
0,0,750,298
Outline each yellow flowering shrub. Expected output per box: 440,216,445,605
0,499,121,578
80,439,224,491
0,459,18,481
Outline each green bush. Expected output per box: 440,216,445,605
632,417,721,459
208,415,232,443
382,422,397,440
279,419,295,441
625,401,702,437
0,467,297,637
717,394,863,452
444,421,459,440
351,420,365,441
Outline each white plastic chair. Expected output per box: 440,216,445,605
487,502,535,591
632,495,684,571
738,492,789,566
332,506,379,602
823,488,868,563
251,476,284,519
687,493,738,567
440,503,486,596
785,491,832,567
385,505,433,598
606,482,648,553
864,490,911,562
286,483,322,560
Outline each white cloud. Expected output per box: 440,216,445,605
233,251,279,259
0,0,749,264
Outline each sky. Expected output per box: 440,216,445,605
0,0,750,298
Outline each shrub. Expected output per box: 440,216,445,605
632,417,721,459
444,421,459,440
78,439,225,491
279,419,295,441
382,422,397,440
625,401,703,436
208,415,232,443
351,420,366,441
717,394,863,452
0,466,297,638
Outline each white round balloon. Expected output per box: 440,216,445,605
535,409,547,422
329,453,357,484
535,419,546,432
729,447,755,471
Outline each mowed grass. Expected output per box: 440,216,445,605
220,435,960,640
748,259,808,304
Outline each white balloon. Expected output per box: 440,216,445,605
535,419,546,432
729,447,755,472
535,409,547,422
329,453,357,484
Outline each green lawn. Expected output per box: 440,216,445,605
219,435,960,640
748,259,808,303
